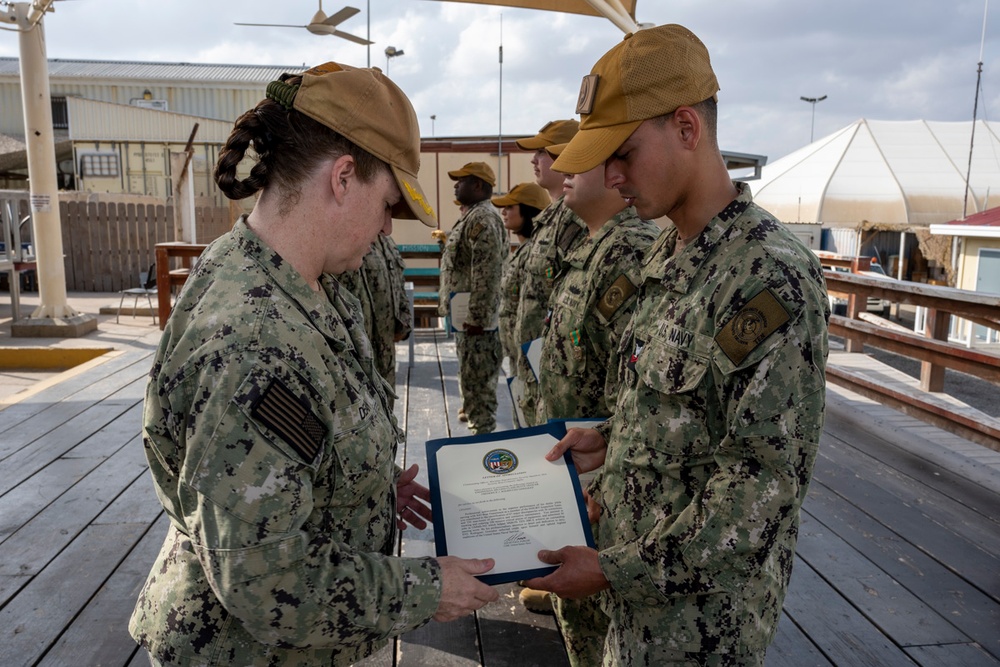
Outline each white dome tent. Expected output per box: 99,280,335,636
750,119,1000,284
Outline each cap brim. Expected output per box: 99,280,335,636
491,194,517,207
514,136,551,150
391,164,437,227
551,121,642,174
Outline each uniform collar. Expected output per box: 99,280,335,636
232,216,358,352
565,206,639,270
642,181,753,294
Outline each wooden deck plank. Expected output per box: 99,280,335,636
802,482,1000,660
35,514,168,667
780,557,919,667
0,377,145,496
765,613,834,667
0,347,151,436
795,512,970,647
813,432,1000,600
0,521,154,667
397,334,481,667
824,394,1000,526
0,434,148,592
904,643,1000,667
2,329,999,666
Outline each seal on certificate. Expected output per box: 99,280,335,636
483,448,518,474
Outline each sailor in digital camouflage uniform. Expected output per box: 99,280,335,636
338,234,412,401
537,142,660,667
493,182,550,424
525,26,830,667
513,120,589,426
439,162,507,434
129,62,498,667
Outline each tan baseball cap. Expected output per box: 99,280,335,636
447,161,496,187
515,119,580,150
544,143,567,160
552,25,720,174
491,182,552,210
289,62,436,227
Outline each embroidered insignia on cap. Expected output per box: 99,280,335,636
577,74,600,115
715,289,790,365
403,180,435,217
304,62,344,76
251,379,327,462
597,275,637,320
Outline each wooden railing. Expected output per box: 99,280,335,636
823,269,1000,449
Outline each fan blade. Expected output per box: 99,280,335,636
322,6,360,26
332,29,373,45
235,22,308,28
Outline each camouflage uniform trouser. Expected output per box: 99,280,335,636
519,374,542,426
555,593,610,667
603,623,767,666
455,330,501,433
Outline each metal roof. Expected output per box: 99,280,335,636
0,57,306,84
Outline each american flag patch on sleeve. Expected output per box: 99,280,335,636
250,379,327,462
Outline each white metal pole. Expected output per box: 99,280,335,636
15,1,77,319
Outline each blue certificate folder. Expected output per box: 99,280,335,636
425,422,595,586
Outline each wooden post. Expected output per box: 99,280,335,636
844,292,864,352
920,308,950,392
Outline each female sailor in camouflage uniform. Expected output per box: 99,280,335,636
130,62,497,667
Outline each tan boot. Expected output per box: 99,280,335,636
518,588,553,614
458,408,468,423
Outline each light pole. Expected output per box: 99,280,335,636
800,95,827,143
430,114,436,137
384,46,404,75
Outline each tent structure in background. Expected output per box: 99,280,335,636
751,118,1000,285
751,119,1000,228
419,0,642,33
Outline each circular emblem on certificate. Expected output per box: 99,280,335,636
483,448,518,474
732,307,766,344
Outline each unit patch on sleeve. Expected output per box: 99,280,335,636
597,275,637,321
250,379,327,462
715,289,790,365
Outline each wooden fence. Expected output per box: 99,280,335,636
0,192,234,292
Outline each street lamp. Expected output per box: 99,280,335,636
800,95,828,143
385,46,404,74
430,114,436,137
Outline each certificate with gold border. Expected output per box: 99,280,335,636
425,423,595,585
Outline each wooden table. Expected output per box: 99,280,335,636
154,242,207,329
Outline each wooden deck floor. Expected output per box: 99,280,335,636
1,329,998,667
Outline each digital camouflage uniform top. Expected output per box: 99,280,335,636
514,197,588,425
130,218,441,667
538,207,659,421
338,234,412,390
438,198,506,326
595,184,829,665
499,239,532,363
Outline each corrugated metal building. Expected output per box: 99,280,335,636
0,57,305,135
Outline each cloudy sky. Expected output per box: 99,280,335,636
2,0,999,163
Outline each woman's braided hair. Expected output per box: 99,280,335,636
213,73,385,212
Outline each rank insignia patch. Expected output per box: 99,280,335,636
715,289,790,365
251,379,327,462
597,275,637,320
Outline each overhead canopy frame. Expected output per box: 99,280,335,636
420,0,641,33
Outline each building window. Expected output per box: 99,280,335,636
51,97,68,129
80,153,120,177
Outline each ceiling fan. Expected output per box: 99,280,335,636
235,2,373,45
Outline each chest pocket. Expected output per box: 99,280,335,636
635,323,711,395
327,364,397,505
544,290,588,376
